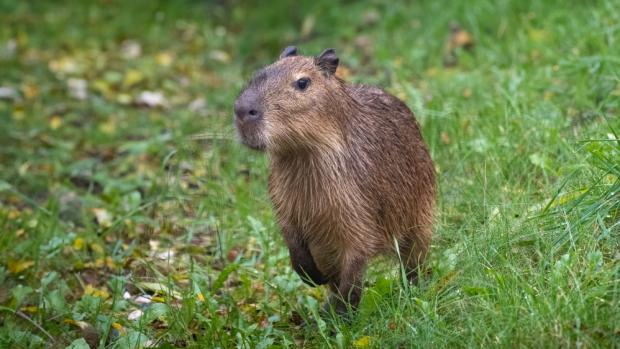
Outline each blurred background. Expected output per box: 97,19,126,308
0,0,618,347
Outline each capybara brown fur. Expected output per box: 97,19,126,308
234,46,436,314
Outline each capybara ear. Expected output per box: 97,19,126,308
279,46,298,59
315,48,339,76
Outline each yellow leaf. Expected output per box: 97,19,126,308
92,79,112,98
8,259,34,274
196,293,205,302
73,237,85,250
123,69,143,88
151,296,165,303
48,57,79,74
156,52,174,66
543,91,553,101
20,306,38,314
8,210,21,219
94,258,105,268
528,28,548,43
116,93,132,104
105,256,115,269
99,119,117,135
21,83,38,99
83,284,110,299
90,243,104,255
353,336,372,348
111,322,125,334
49,115,62,130
64,319,91,330
92,208,113,227
12,105,24,121
209,50,230,63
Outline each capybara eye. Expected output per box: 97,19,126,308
295,77,310,91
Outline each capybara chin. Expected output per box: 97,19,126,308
234,46,436,314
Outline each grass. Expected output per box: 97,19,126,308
0,0,619,347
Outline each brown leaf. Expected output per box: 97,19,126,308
440,132,451,145
449,24,475,50
443,22,475,67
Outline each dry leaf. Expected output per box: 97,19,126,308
8,259,34,274
209,50,230,63
128,309,143,320
84,284,110,299
0,86,18,100
135,91,167,108
49,115,62,130
440,131,451,145
121,40,141,59
92,208,113,228
353,336,372,348
156,51,174,66
301,15,315,38
444,22,475,67
67,78,88,100
123,69,143,88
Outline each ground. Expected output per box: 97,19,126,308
0,0,619,348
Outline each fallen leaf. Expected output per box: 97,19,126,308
64,320,99,348
73,237,85,250
1,39,17,58
227,247,240,262
440,131,451,144
99,118,117,135
128,309,143,320
84,284,110,299
49,56,80,75
111,322,125,335
188,97,207,113
49,115,62,129
444,22,475,67
134,295,152,305
135,91,167,108
196,293,205,302
136,282,182,299
156,52,174,66
90,243,104,255
362,9,380,25
123,69,143,88
8,259,34,274
301,15,315,38
0,86,18,100
92,208,113,228
20,305,38,314
21,83,38,99
209,50,230,63
155,249,175,260
353,335,372,348
67,78,88,100
450,25,474,49
121,40,141,59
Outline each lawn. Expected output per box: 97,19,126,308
0,0,619,348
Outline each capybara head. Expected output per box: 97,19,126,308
234,46,344,153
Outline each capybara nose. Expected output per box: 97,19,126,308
234,97,263,123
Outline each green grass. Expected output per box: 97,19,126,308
0,0,619,347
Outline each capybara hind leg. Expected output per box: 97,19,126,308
324,256,367,315
398,234,430,284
